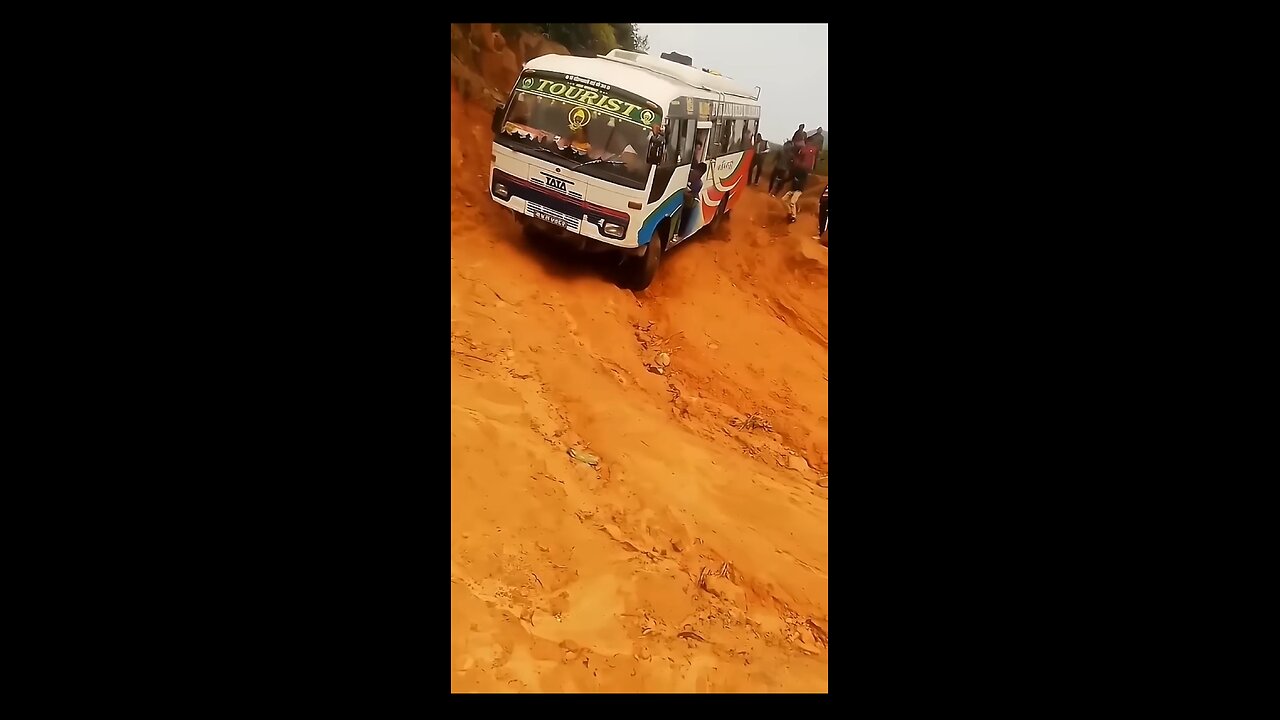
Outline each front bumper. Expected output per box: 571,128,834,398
490,168,635,249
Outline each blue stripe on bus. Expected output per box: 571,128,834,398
638,191,684,246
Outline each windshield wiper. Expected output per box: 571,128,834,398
522,142,563,160
501,131,560,155
502,133,623,170
572,157,626,171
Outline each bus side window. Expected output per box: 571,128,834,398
727,118,741,153
713,119,728,156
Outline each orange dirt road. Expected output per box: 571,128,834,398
450,89,829,693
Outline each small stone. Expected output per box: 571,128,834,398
704,574,747,607
568,448,600,467
656,352,671,367
638,646,651,660
787,454,811,473
671,538,685,553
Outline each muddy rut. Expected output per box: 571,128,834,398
450,88,829,693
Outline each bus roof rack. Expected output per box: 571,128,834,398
601,49,759,102
660,51,693,66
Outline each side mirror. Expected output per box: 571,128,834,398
491,104,505,135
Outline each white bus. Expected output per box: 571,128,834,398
487,49,762,290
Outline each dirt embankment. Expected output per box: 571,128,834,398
451,24,568,110
451,70,829,691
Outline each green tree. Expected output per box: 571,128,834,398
609,23,649,52
590,24,619,53
540,23,594,53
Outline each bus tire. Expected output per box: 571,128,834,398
626,223,666,291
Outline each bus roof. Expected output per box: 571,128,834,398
523,51,761,111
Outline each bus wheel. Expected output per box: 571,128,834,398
625,225,666,291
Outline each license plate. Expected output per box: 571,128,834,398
528,208,569,229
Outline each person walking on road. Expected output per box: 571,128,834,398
792,123,806,144
797,129,822,195
814,181,828,244
770,140,796,196
780,135,819,223
779,147,802,222
681,161,708,238
750,133,769,185
780,171,803,223
792,133,818,185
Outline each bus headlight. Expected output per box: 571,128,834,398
602,222,625,239
493,182,510,199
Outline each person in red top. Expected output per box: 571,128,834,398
794,131,820,180
780,132,821,223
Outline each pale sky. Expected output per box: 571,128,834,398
638,23,828,145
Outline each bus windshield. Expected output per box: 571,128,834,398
497,71,662,190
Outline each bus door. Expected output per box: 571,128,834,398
694,121,712,191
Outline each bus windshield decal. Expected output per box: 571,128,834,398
516,74,658,129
